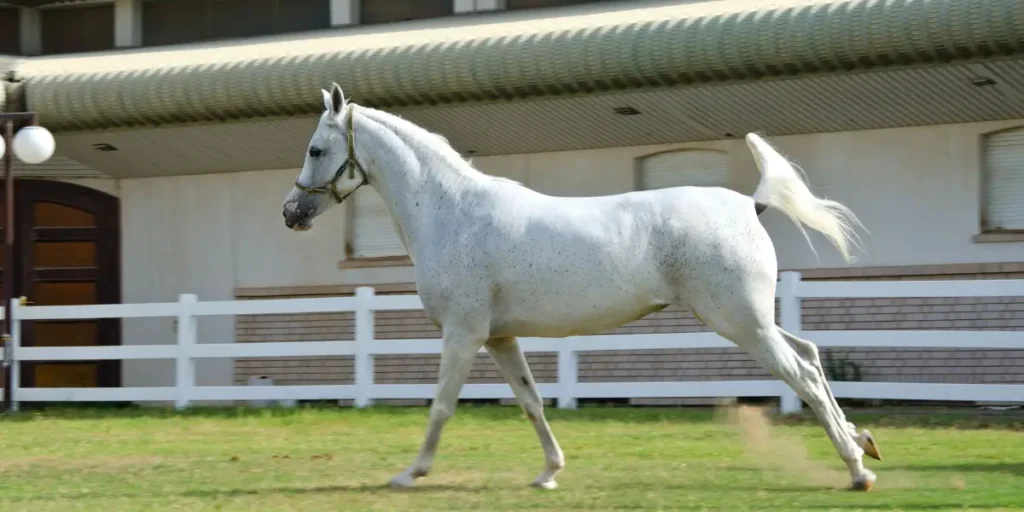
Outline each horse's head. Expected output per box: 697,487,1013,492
282,82,368,231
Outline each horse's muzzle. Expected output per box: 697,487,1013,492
282,201,314,231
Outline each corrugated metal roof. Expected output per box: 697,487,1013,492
15,0,1024,132
48,58,1024,178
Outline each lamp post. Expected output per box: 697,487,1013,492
1,113,56,413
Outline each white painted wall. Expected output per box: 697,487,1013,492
106,119,1023,388
473,119,1024,269
111,168,412,389
119,175,236,392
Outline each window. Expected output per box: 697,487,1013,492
348,188,406,259
40,4,115,55
982,127,1024,231
0,7,19,55
142,0,206,47
360,0,452,25
142,0,330,47
638,149,731,191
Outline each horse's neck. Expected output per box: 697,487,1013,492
356,109,486,255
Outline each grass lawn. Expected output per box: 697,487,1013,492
0,404,1021,511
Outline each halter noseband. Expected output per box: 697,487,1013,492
294,104,368,203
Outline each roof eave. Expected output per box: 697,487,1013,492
14,0,1024,132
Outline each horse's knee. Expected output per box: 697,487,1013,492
548,453,565,471
429,401,456,423
520,396,545,419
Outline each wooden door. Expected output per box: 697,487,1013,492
1,179,121,389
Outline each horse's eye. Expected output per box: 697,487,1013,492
308,147,323,158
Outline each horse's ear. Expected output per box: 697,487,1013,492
321,89,332,112
330,82,346,117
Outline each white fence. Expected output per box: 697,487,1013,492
1,272,1022,413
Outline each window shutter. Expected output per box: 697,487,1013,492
350,188,406,258
984,128,1024,230
640,149,730,190
40,4,115,55
0,7,20,55
360,0,452,25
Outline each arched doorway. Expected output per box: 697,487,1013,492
1,179,121,389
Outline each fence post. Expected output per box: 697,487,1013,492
778,271,803,415
174,294,198,411
353,286,375,408
8,297,22,412
556,341,578,410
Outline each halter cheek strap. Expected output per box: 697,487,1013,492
294,104,368,203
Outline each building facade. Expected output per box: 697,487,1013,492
0,0,1022,400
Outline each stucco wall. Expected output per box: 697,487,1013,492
109,119,1024,390
473,119,1024,268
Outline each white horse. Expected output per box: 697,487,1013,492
282,83,882,492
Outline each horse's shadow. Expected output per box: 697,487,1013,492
884,462,1024,477
181,482,487,499
178,481,834,499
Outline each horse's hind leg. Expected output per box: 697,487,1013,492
486,336,565,489
741,325,875,490
690,296,876,490
778,328,881,461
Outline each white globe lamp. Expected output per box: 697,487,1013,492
0,132,5,160
12,125,55,164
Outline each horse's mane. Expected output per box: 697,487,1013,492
360,105,524,187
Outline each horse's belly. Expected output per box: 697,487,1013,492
490,290,669,338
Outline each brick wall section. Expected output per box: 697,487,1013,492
375,353,558,384
234,356,355,385
579,348,772,382
233,283,557,386
576,302,781,383
823,348,1024,384
234,285,358,386
803,297,1024,331
233,262,1024,393
794,263,1024,385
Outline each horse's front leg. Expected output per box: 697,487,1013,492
486,336,565,489
389,328,486,488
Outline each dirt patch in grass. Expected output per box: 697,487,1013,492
722,405,848,489
722,405,983,491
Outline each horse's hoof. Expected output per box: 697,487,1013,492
851,479,873,491
389,473,416,489
859,430,882,461
850,469,877,492
530,479,558,490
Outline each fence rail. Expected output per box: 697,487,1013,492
2,272,1022,413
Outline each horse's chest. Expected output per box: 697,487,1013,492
412,262,489,321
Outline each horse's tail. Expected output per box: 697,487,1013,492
745,133,864,263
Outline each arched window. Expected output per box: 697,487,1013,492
983,127,1024,231
639,149,731,191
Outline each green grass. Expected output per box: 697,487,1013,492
0,404,1021,511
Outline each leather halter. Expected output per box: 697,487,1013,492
294,104,368,203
